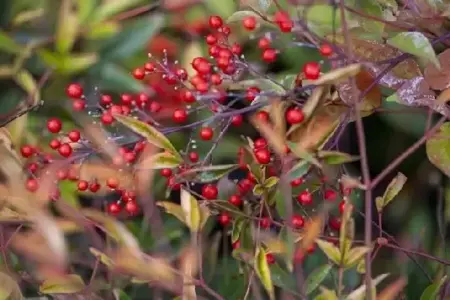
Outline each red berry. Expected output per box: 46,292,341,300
218,213,231,226
231,114,243,126
266,253,275,264
279,20,293,32
202,184,218,200
168,176,181,190
245,86,260,102
290,177,304,187
27,162,39,173
256,111,269,122
209,16,223,29
77,180,88,191
161,168,172,177
242,16,257,30
101,112,114,125
144,62,155,72
329,217,341,230
66,83,83,98
89,182,101,193
206,34,217,45
307,243,316,254
199,127,214,141
176,68,188,81
149,101,161,113
258,37,271,49
324,189,337,202
238,178,253,194
56,169,68,180
221,25,231,35
231,43,242,55
58,143,72,157
319,44,333,57
211,74,222,85
303,62,321,80
262,48,277,63
219,48,233,59
297,191,313,205
73,99,86,111
108,203,122,215
274,11,290,24
20,145,35,158
26,178,39,192
124,152,136,163
133,67,146,80
339,200,346,214
173,109,188,123
232,240,240,249
189,151,199,162
260,217,271,229
47,118,62,133
292,215,305,228
49,139,61,150
68,130,81,142
254,137,267,149
125,201,139,215
106,177,119,189
209,45,221,57
101,94,113,106
193,59,211,75
286,108,304,124
229,194,242,206
254,148,271,164
120,93,133,105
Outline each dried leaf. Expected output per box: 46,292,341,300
39,274,85,294
339,203,354,256
424,49,450,90
437,88,450,104
314,64,362,85
315,239,341,265
301,215,324,251
250,114,286,156
89,248,113,267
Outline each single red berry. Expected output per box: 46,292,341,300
144,62,155,72
329,217,341,230
20,145,35,158
175,68,188,81
56,169,68,180
209,16,223,29
173,109,188,123
307,243,316,254
161,168,172,177
274,11,290,24
231,114,243,126
262,48,277,63
199,127,214,141
231,43,242,55
73,99,86,111
211,74,222,85
254,148,271,164
66,83,83,98
286,108,304,124
101,112,114,125
89,182,101,193
254,137,267,149
58,143,72,157
219,48,233,59
242,16,257,31
26,178,39,192
149,101,162,113
303,62,321,80
258,37,271,49
209,45,221,57
218,213,231,226
245,86,260,102
319,44,333,57
47,118,62,133
279,20,293,32
260,217,271,229
68,130,81,142
123,190,136,202
106,177,119,189
266,253,275,264
68,168,79,181
221,25,231,35
256,111,269,122
202,184,218,200
290,177,304,187
297,190,313,205
109,105,123,115
168,176,181,190
216,57,230,70
49,139,61,150
292,214,305,228
193,60,211,75
229,194,242,206
125,201,139,215
124,152,136,163
324,189,337,202
339,200,346,214
189,151,199,162
206,34,217,45
100,94,113,106
108,202,122,215
77,180,88,191
232,240,240,249
120,93,133,105
237,178,253,194
27,162,39,173
133,67,146,80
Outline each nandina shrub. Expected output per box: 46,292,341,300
2,0,450,299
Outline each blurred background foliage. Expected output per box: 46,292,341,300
0,0,449,299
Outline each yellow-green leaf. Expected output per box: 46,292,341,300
427,122,450,177
92,0,147,23
316,239,341,265
38,50,97,74
264,177,279,189
232,217,245,243
356,258,366,273
157,202,186,224
14,69,39,105
376,172,407,212
255,247,274,300
318,151,359,165
339,204,354,256
141,152,182,169
12,8,45,26
89,247,113,267
0,31,22,54
85,22,121,40
56,0,79,53
314,287,338,300
343,246,372,269
181,189,202,232
114,114,179,158
39,274,85,294
253,184,264,196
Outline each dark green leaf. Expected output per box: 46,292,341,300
270,264,299,295
318,151,359,165
232,217,246,243
288,160,311,181
273,189,286,217
114,289,132,300
98,63,147,93
420,276,447,300
305,264,332,295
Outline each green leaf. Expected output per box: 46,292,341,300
114,289,132,300
98,63,147,92
0,31,22,54
85,22,121,40
0,272,23,300
38,50,97,74
301,5,342,37
318,151,359,165
339,206,354,256
14,69,39,105
113,114,180,157
316,239,341,265
270,263,298,295
89,247,113,267
58,181,81,208
346,273,389,300
227,10,262,23
180,189,202,232
205,0,236,18
255,247,275,300
141,152,182,169
343,246,371,269
39,274,85,294
305,264,332,295
427,122,450,177
12,8,45,26
157,202,186,224
101,15,164,60
56,0,79,53
253,184,264,196
420,276,447,300
77,0,96,23
232,217,246,243
376,172,407,212
315,287,338,300
273,189,286,218
181,164,239,183
385,93,401,103
356,258,366,273
264,177,279,189
209,200,243,216
92,0,147,23
350,0,384,38
288,160,311,181
387,32,439,69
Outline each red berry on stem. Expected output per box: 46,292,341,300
68,130,81,142
173,109,188,123
231,114,243,126
229,194,242,206
242,16,257,30
256,111,269,122
202,184,218,200
161,168,172,177
89,182,100,193
231,43,242,55
254,148,271,164
189,151,199,162
101,112,114,125
200,127,214,141
319,44,333,57
206,34,217,45
144,62,155,72
266,253,275,264
286,108,304,124
245,86,260,102
218,213,231,226
133,67,146,80
292,215,305,228
329,217,341,230
47,118,62,133
232,240,240,249
324,189,337,202
254,137,267,149
58,143,72,157
77,180,88,191
260,217,271,229
297,190,313,205
49,139,61,150
221,25,231,35
176,68,188,81
211,74,222,85
290,177,304,187
209,16,223,29
279,20,293,32
262,48,277,63
20,145,35,158
258,37,271,49
303,62,321,80
27,162,39,173
125,201,139,215
339,200,346,214
107,177,119,189
73,99,86,111
108,203,122,215
121,94,133,105
26,178,39,192
237,178,253,194
66,83,83,98
101,94,113,106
